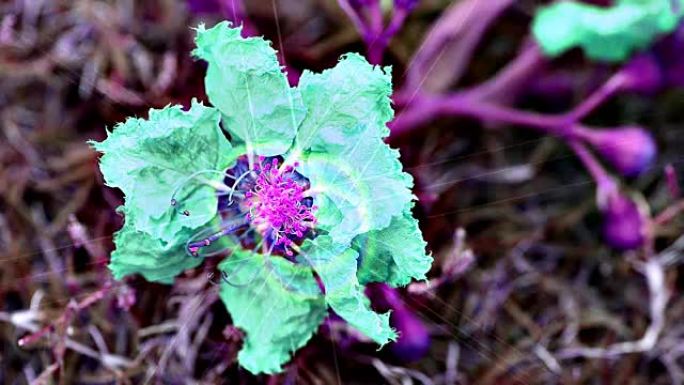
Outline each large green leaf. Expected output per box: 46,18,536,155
194,22,305,156
299,138,415,245
354,207,432,287
109,209,202,284
532,0,684,62
295,53,393,153
91,101,233,245
218,250,327,375
300,236,396,345
91,22,434,376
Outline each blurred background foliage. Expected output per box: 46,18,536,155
0,0,684,384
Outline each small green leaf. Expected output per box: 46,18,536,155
354,206,432,287
532,0,683,62
295,53,393,153
300,236,396,345
109,210,202,284
299,138,415,245
91,101,232,245
194,22,305,156
219,249,327,375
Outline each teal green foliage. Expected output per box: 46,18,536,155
109,208,203,284
297,139,415,246
90,101,232,245
354,205,432,287
93,21,432,375
532,0,684,62
194,22,306,156
295,53,393,152
91,101,233,283
218,249,327,374
300,236,396,345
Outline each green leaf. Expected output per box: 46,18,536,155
299,138,415,245
218,249,327,375
354,207,432,287
300,236,396,345
194,22,305,156
295,53,393,153
91,100,233,245
109,210,202,284
532,0,683,62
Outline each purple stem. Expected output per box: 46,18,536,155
393,87,650,182
393,40,545,106
367,0,384,36
462,43,547,103
382,8,409,42
367,8,409,64
568,139,614,191
338,0,372,39
391,60,630,140
339,0,412,65
390,94,570,136
566,73,626,122
187,217,248,254
404,0,515,94
665,164,680,199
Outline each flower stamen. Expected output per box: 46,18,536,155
244,156,317,256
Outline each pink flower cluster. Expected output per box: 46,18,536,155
245,157,317,255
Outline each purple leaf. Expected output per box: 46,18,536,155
390,307,431,361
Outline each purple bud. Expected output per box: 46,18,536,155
599,188,648,250
390,307,431,362
577,126,657,177
394,0,420,11
620,54,662,94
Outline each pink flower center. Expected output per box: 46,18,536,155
244,157,317,256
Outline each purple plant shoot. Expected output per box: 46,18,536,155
577,126,657,177
620,54,663,94
599,187,648,250
390,307,431,361
370,283,431,362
